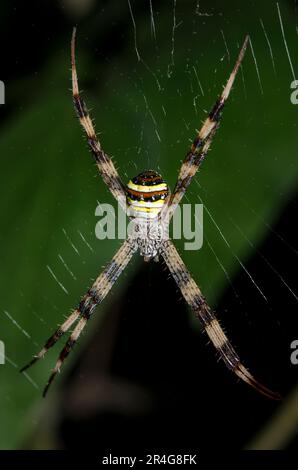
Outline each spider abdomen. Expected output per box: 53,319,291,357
126,170,169,219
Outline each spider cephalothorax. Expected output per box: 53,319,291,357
128,216,168,260
20,29,280,400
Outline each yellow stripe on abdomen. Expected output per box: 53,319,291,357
126,170,169,219
127,181,168,193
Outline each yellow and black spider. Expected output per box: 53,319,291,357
21,29,280,400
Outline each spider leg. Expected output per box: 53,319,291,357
20,238,137,391
161,240,281,400
164,36,249,220
43,315,90,397
20,309,80,373
71,27,127,211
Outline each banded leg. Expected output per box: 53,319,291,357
161,239,280,400
20,238,137,395
164,36,249,220
71,27,127,211
43,316,90,397
20,310,81,373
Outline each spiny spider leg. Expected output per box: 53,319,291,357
71,27,127,211
21,238,137,396
164,36,249,220
161,239,281,400
20,310,80,374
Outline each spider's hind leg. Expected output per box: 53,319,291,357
161,239,281,400
43,315,88,397
20,310,80,373
21,238,137,395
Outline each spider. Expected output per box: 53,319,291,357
21,29,280,400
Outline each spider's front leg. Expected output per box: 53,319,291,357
161,239,281,400
164,36,249,220
71,28,127,212
21,238,137,396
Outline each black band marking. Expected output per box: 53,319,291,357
209,98,225,122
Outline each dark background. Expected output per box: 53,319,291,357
0,0,297,451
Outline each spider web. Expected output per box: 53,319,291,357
1,0,298,450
